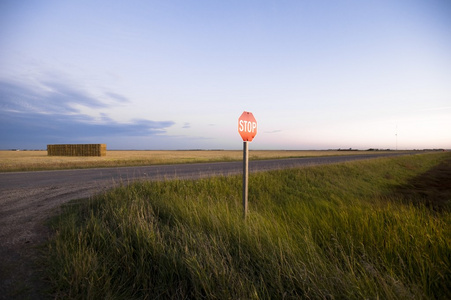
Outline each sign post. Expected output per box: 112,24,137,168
242,140,248,218
238,111,257,219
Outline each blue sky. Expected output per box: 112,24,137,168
1,0,450,150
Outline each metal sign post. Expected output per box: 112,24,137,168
242,141,249,218
238,111,257,219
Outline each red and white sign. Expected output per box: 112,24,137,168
238,111,257,142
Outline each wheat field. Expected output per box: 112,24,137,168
1,149,407,172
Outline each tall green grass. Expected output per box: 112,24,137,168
46,153,451,299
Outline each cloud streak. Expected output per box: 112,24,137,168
0,79,107,114
265,130,282,134
104,92,130,103
0,79,175,148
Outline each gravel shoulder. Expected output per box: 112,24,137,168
0,182,115,299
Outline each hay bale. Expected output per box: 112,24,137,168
47,144,107,156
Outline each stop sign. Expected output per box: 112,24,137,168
238,111,257,142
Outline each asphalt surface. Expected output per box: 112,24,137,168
0,152,408,190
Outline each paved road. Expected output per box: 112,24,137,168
0,152,408,190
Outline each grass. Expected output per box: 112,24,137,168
0,149,411,172
45,152,451,299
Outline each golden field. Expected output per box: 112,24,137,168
0,150,405,172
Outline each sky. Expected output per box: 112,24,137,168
1,0,450,150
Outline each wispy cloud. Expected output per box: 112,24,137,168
0,79,175,148
182,122,191,129
265,130,282,134
104,92,130,103
0,79,107,114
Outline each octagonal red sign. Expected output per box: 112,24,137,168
238,111,257,142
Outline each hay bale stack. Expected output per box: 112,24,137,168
47,144,107,156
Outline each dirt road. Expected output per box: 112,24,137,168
0,153,408,299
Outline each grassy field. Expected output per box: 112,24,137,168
0,150,408,172
46,152,451,299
